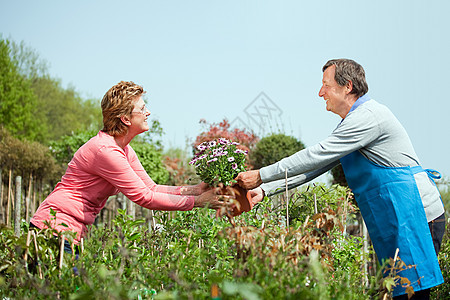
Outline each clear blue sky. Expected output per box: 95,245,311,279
1,1,449,178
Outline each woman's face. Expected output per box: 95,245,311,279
129,96,151,135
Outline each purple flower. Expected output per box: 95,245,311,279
197,144,206,151
219,138,230,145
227,157,235,162
189,158,197,165
232,163,238,170
207,158,218,164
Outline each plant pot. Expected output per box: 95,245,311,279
216,185,253,217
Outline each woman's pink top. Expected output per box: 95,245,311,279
31,131,194,240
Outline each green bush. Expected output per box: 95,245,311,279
131,142,169,184
250,133,305,169
431,224,450,299
1,184,443,299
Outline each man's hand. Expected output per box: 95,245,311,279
248,187,265,206
235,170,263,190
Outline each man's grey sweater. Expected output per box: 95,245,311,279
260,99,444,222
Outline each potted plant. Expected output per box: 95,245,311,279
190,138,253,216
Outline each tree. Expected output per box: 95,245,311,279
0,38,45,141
1,37,103,143
250,133,305,169
31,76,102,142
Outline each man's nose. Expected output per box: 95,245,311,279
318,86,325,97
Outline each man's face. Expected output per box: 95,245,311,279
318,65,349,116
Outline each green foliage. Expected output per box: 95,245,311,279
436,178,450,220
331,164,348,187
0,190,380,299
287,183,356,225
131,141,169,184
1,37,102,144
250,133,305,169
0,127,62,182
0,38,45,141
49,129,98,165
431,225,450,299
31,76,102,142
2,181,444,299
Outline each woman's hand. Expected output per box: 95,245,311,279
192,182,211,195
194,188,233,209
180,182,211,196
235,170,263,190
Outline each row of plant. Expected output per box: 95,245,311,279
3,183,445,299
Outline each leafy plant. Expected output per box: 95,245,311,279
250,133,305,169
193,119,259,169
190,138,248,187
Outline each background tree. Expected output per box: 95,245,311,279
250,133,305,169
1,37,103,143
0,38,45,141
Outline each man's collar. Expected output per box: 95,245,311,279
348,94,370,114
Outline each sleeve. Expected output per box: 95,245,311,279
94,146,194,211
260,107,381,183
126,146,183,195
261,161,339,197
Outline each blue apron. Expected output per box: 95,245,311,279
340,150,443,296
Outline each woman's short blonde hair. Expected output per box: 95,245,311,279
101,81,146,136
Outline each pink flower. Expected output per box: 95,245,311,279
207,158,218,164
227,157,235,162
232,163,238,170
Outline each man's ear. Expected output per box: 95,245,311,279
120,115,131,126
345,80,353,94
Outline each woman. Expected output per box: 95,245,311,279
31,81,225,247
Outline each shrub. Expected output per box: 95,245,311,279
250,133,305,169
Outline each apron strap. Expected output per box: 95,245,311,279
410,166,442,179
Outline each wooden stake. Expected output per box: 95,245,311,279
314,193,318,214
285,169,289,228
14,176,22,237
59,235,65,271
6,169,11,226
25,173,32,222
31,230,43,279
0,168,3,223
23,229,32,264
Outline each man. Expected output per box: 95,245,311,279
236,59,445,299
